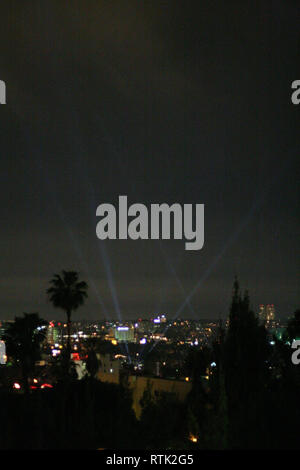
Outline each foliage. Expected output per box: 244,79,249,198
3,313,47,392
47,270,88,369
0,379,139,449
286,309,300,342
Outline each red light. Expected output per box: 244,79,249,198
72,352,80,361
41,383,53,389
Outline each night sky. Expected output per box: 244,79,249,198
0,1,299,321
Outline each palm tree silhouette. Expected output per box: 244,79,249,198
47,271,88,365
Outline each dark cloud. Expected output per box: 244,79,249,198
0,1,299,320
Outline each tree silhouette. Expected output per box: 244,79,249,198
47,271,88,370
3,313,47,393
85,345,99,379
286,309,300,342
223,278,269,448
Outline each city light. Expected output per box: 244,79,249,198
0,0,297,452
41,383,53,389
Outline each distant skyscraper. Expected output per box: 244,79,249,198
47,322,61,345
258,304,275,326
0,340,7,364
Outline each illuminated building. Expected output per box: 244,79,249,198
0,323,5,339
259,304,275,326
96,353,121,384
97,353,120,375
47,322,61,345
114,326,135,342
0,340,7,364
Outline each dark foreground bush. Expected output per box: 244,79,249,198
0,378,139,449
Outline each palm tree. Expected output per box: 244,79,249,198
47,271,88,361
3,313,47,393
